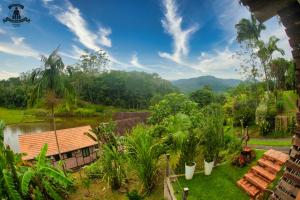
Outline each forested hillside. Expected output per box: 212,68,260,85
172,75,241,93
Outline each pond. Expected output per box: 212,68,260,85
4,116,106,153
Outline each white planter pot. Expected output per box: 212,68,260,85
185,162,196,180
204,160,214,175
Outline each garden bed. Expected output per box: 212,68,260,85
172,150,265,200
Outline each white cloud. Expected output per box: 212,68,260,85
213,0,250,36
159,0,198,64
0,71,19,80
98,27,112,48
192,48,239,75
45,1,112,50
130,53,147,69
0,37,39,58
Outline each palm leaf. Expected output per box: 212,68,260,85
2,169,22,200
21,169,35,195
39,167,72,187
33,187,45,200
42,179,63,200
37,144,48,169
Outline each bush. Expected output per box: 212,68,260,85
276,100,284,114
232,97,256,126
84,160,103,179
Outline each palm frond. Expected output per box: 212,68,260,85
37,144,48,169
42,179,63,200
39,167,72,187
21,169,35,195
2,169,22,200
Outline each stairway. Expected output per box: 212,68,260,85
237,149,289,199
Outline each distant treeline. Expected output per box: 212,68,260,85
0,70,177,109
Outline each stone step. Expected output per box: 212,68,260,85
244,172,269,190
251,165,276,181
237,178,260,197
258,157,281,173
264,149,289,165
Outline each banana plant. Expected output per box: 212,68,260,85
21,144,73,200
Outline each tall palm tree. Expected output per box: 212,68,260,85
30,48,74,169
21,144,72,199
235,14,266,46
256,36,285,91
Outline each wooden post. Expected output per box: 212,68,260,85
182,187,189,200
166,154,170,177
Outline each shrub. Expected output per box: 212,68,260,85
232,97,256,126
276,100,284,114
125,125,165,195
84,160,103,179
102,145,126,190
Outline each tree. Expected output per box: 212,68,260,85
269,58,289,90
149,93,197,124
235,14,266,45
256,36,285,91
235,15,266,97
21,144,72,199
85,121,117,148
190,86,214,108
30,48,74,170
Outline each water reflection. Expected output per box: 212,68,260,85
4,117,103,153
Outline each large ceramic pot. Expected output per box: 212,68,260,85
185,162,196,180
204,160,214,175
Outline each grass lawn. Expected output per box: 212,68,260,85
0,107,42,125
248,138,291,146
172,150,265,200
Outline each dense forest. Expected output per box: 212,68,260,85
0,50,177,110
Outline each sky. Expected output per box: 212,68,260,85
0,0,293,81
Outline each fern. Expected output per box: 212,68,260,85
2,169,22,200
42,179,63,200
40,167,72,187
21,169,35,195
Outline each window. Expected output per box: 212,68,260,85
66,152,72,159
82,147,90,157
54,154,60,161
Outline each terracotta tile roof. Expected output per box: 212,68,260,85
19,126,97,160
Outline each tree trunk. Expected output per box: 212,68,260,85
51,106,66,174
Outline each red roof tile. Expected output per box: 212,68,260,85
19,126,97,160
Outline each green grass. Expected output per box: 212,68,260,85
0,107,43,125
173,150,265,200
248,138,291,146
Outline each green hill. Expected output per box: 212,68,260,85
172,75,241,93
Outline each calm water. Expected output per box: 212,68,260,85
4,117,104,153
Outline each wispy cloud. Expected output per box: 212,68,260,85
0,70,19,80
0,37,39,58
44,0,112,50
130,53,148,69
159,0,198,64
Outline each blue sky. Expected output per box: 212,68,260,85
0,0,292,80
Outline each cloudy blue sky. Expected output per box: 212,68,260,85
0,0,292,80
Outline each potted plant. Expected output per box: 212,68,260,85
202,104,224,175
164,113,199,179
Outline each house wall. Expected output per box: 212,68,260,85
52,145,98,169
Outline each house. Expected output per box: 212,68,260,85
18,126,98,169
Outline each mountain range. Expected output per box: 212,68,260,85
172,75,241,93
